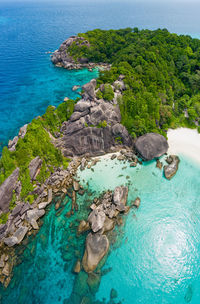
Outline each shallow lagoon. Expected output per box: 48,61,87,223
1,154,200,303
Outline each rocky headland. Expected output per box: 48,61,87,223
0,34,180,295
51,35,111,71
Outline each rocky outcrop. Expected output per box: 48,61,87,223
29,157,42,181
0,158,80,247
51,35,110,71
4,226,28,247
132,197,141,208
26,208,45,229
113,186,128,208
0,157,83,288
164,155,180,179
82,79,97,100
8,124,28,152
58,80,132,156
0,168,20,213
77,220,90,235
81,186,129,273
51,36,88,69
135,133,168,160
82,233,109,272
88,209,106,233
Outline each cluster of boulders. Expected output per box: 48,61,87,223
110,148,139,167
66,186,140,304
0,157,82,287
164,155,180,179
76,186,138,273
0,246,15,288
57,78,132,156
51,35,110,71
155,154,180,179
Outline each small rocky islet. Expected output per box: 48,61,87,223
0,31,184,303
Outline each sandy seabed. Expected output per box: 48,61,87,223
167,128,200,164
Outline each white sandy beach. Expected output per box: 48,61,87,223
167,128,200,164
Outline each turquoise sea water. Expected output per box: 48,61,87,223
1,154,200,303
1,1,200,303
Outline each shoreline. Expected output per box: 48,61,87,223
167,128,200,165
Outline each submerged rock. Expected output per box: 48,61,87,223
133,197,141,208
164,155,180,180
135,133,168,160
87,272,101,295
82,233,109,272
73,260,81,273
110,288,118,299
184,284,193,303
77,220,90,235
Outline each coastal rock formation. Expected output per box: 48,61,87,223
4,226,28,247
133,197,141,208
58,80,132,156
29,157,42,181
164,155,180,179
51,35,111,71
135,133,169,160
77,220,90,235
113,186,128,208
81,186,129,274
26,208,45,229
51,36,90,69
88,209,106,233
82,233,109,272
0,168,20,213
8,124,28,152
82,79,97,100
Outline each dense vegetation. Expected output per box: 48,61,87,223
1,28,200,221
0,99,75,215
69,28,200,137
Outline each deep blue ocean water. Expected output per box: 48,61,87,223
1,1,200,303
1,0,200,148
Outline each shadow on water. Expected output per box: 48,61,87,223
184,284,193,303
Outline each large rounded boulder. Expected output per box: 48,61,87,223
82,233,109,272
134,133,168,160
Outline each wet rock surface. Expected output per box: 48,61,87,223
82,233,109,272
81,186,130,274
164,155,180,180
135,132,168,160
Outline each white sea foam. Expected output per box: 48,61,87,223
167,128,200,164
